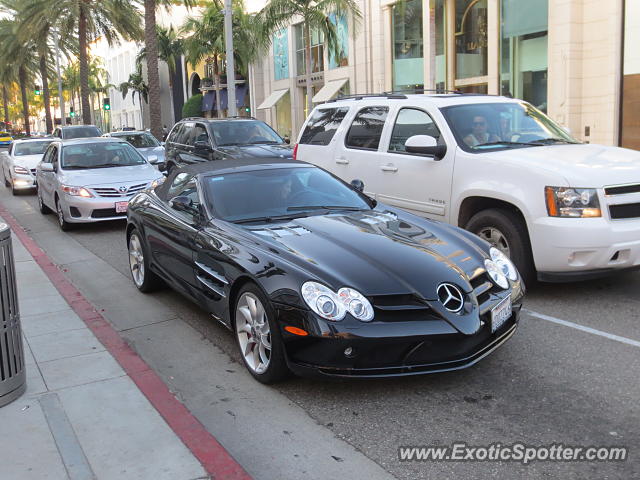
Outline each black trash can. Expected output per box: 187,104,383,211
0,222,25,407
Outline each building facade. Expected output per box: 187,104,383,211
251,0,636,148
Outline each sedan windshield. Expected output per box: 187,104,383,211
63,126,102,139
61,142,147,169
14,141,53,156
113,133,159,148
210,121,284,146
203,167,371,223
441,102,580,152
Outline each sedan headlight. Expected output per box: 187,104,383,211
301,281,374,322
545,186,601,218
13,165,29,175
61,185,93,198
489,247,518,281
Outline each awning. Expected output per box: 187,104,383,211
312,78,348,103
202,91,215,112
257,89,289,110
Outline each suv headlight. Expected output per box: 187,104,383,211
61,185,93,198
545,187,601,218
301,281,374,322
13,165,29,175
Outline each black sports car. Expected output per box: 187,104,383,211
126,159,525,383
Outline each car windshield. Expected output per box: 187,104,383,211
14,141,53,156
61,142,147,169
441,102,580,152
203,167,371,222
114,133,159,148
63,126,102,139
210,121,284,146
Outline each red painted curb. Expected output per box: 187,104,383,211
0,206,252,480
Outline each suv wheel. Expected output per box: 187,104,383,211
465,208,535,285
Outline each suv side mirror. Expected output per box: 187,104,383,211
405,135,447,159
350,179,365,192
194,140,211,151
171,195,194,212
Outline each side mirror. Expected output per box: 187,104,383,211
405,135,447,159
160,141,165,147
171,195,194,212
283,136,291,145
194,140,211,151
350,179,365,192
40,163,54,172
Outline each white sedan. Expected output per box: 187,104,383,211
1,138,53,194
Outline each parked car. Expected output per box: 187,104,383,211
126,159,524,383
295,93,640,283
0,130,13,147
52,125,102,140
103,130,165,171
164,117,292,173
36,138,164,231
1,138,54,194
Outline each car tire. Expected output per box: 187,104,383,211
11,183,18,196
127,228,163,292
465,208,535,285
4,174,9,187
37,188,51,214
55,196,73,231
234,284,290,384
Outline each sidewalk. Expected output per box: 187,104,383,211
0,234,211,480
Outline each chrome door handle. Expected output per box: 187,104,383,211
380,165,398,172
336,157,349,165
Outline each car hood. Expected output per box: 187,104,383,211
217,143,293,159
14,154,44,169
488,144,640,187
137,146,165,158
59,163,161,187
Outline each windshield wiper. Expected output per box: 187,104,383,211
287,205,363,212
247,140,281,145
531,137,580,145
474,141,538,148
233,212,310,224
90,163,138,168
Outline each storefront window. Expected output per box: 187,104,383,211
295,24,324,76
501,0,548,112
430,0,446,91
455,0,488,81
275,91,292,140
273,29,289,81
328,14,349,69
392,0,424,91
621,0,640,149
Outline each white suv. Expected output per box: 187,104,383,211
295,93,640,283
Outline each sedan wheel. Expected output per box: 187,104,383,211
37,189,51,214
128,233,145,287
55,198,72,231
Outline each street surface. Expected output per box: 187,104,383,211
2,186,639,480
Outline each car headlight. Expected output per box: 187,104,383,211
545,186,601,218
61,185,93,198
489,247,518,281
301,281,374,322
484,258,509,289
13,165,29,175
150,177,165,189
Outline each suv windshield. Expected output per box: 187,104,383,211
113,133,159,148
209,121,284,147
14,141,53,156
63,126,102,139
61,142,147,169
441,102,579,152
203,167,370,222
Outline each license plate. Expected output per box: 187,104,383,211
115,201,129,213
491,296,512,332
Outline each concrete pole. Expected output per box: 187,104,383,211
224,0,237,117
53,29,66,126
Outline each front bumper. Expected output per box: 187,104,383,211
11,173,36,190
60,194,128,223
277,303,522,378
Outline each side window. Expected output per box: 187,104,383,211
41,146,52,164
181,124,196,146
193,124,209,145
169,175,200,218
345,107,389,150
299,107,349,145
50,147,59,168
388,108,441,153
167,173,193,198
167,124,183,144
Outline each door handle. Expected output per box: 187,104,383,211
336,157,349,165
380,165,398,172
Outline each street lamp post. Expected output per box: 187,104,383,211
224,0,237,117
52,28,66,126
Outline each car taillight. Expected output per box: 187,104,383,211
292,143,298,160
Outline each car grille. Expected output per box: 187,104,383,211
30,168,36,176
469,270,501,312
92,182,147,198
91,208,124,218
604,183,640,219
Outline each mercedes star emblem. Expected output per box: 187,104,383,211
437,283,464,313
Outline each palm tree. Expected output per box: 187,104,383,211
22,0,143,126
119,63,149,128
258,0,361,113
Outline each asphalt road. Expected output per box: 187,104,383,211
2,186,639,480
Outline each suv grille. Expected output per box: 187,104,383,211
604,184,640,196
604,183,640,219
609,203,640,220
92,183,147,198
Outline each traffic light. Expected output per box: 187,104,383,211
34,85,41,96
244,106,250,114
69,106,75,118
103,97,111,111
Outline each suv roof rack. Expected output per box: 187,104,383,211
385,88,464,95
181,116,257,122
326,93,408,103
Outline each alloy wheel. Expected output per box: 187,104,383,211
128,233,145,287
477,227,511,257
235,292,271,374
56,200,65,227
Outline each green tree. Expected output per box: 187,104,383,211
258,0,361,113
182,93,202,117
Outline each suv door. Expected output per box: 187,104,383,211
164,123,184,171
375,106,454,220
331,106,390,198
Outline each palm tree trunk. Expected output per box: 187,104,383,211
18,66,30,135
304,22,313,115
2,85,9,124
78,4,92,125
144,0,163,140
39,54,53,133
213,55,221,119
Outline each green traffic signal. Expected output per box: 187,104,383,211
34,85,41,96
103,97,111,111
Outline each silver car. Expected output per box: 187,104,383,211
36,138,164,231
103,131,165,171
1,138,54,194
